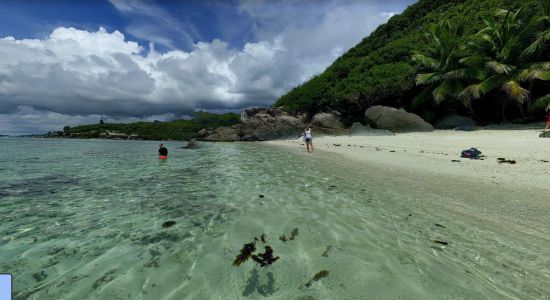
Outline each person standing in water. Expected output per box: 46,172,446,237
158,144,168,159
304,126,314,153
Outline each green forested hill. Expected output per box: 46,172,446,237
275,0,545,124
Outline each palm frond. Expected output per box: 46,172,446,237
517,63,550,81
486,61,514,74
459,84,483,101
529,62,550,71
460,55,487,67
502,80,529,103
516,69,550,81
412,54,439,69
543,0,550,17
531,94,550,112
444,68,485,80
522,30,550,57
432,79,462,103
478,75,503,94
443,69,467,79
494,8,510,18
415,73,442,85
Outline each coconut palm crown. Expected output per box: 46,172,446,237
412,21,464,104
458,8,550,107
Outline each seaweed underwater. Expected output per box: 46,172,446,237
279,228,299,242
233,234,280,267
303,270,330,288
233,242,257,266
251,246,279,267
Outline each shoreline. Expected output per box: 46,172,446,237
265,128,550,238
267,128,550,192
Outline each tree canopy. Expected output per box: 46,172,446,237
275,0,548,124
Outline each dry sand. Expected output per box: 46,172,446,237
268,129,550,192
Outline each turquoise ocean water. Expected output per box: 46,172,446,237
0,138,549,300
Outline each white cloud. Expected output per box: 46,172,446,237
108,0,200,49
0,0,413,134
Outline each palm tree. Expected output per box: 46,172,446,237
522,0,550,57
458,8,550,120
521,0,550,113
412,21,464,105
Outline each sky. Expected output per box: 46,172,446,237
0,0,416,135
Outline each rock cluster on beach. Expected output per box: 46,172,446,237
199,107,311,141
198,105,483,141
309,112,348,135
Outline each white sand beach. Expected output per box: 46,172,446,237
268,128,550,192
267,128,550,238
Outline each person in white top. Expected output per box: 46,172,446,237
304,126,313,153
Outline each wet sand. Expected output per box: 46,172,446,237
267,129,550,238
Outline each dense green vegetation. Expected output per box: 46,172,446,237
53,112,240,140
276,0,550,124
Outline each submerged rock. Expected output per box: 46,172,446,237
32,271,48,282
161,221,176,228
183,139,199,149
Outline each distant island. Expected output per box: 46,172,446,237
45,112,239,141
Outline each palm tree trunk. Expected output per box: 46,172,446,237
501,99,507,122
466,101,476,119
517,102,525,118
526,81,535,115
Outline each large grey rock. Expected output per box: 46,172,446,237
364,106,434,133
197,128,208,137
311,112,344,129
200,107,307,141
202,125,241,141
310,112,347,135
239,107,306,140
540,131,550,138
435,115,476,131
348,122,394,136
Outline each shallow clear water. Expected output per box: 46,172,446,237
0,138,549,300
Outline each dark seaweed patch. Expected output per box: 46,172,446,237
280,228,299,242
304,270,329,288
290,228,298,240
234,235,280,267
251,246,280,267
233,242,256,266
